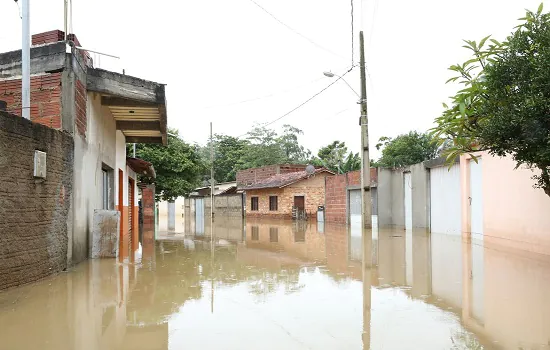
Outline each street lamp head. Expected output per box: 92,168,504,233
323,71,335,78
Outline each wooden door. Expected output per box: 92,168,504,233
294,196,305,209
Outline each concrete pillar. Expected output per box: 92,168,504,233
141,184,155,258
167,201,175,231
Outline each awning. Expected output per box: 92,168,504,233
87,68,167,145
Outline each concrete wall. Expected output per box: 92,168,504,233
0,111,73,290
377,165,429,229
460,153,550,255
72,92,121,264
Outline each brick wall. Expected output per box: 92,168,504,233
325,174,347,224
0,111,73,290
245,175,327,220
324,168,378,224
75,79,87,138
0,73,62,129
236,164,309,187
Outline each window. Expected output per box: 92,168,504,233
251,197,259,211
269,196,278,211
251,226,259,240
101,164,113,210
269,227,278,242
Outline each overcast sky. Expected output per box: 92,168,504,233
0,0,547,159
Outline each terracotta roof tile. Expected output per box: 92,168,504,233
243,168,333,190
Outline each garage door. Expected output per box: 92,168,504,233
430,164,461,235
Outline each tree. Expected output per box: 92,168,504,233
316,141,350,173
239,124,287,169
431,4,550,196
203,134,249,183
375,131,438,168
277,124,312,163
133,129,205,201
341,152,361,173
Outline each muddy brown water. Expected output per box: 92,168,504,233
1,217,549,349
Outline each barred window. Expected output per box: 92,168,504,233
251,197,259,211
269,196,278,211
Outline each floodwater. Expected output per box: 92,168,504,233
1,218,550,349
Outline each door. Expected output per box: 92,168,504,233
195,198,204,235
349,190,362,226
430,164,461,235
469,158,484,323
128,178,135,253
294,196,304,209
469,159,483,239
404,173,412,230
294,196,305,219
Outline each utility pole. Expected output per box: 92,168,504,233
359,31,372,229
210,122,215,220
21,0,30,120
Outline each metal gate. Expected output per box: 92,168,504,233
430,164,461,235
470,159,484,239
404,173,412,230
349,189,361,226
195,198,204,235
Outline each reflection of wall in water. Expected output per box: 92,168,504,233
377,231,406,286
245,220,326,262
431,233,463,309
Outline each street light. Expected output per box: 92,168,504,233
323,71,360,99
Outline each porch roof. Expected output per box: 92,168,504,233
87,68,167,145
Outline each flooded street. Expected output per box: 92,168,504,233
1,218,550,350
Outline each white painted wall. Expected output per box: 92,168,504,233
71,92,122,264
430,164,461,235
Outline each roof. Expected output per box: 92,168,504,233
127,157,156,178
88,68,168,145
189,182,238,197
243,168,334,190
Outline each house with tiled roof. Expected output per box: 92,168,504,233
242,168,334,220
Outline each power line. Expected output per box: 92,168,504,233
236,66,355,138
248,0,349,62
201,77,324,110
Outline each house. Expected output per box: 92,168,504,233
0,29,167,288
242,168,334,220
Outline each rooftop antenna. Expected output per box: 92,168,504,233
305,164,315,175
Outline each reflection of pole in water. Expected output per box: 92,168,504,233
363,224,373,349
210,122,215,314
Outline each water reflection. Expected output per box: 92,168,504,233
2,215,550,349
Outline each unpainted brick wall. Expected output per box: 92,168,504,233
324,168,378,224
236,164,309,187
0,111,73,290
325,174,347,224
0,73,62,129
245,175,327,220
75,79,87,138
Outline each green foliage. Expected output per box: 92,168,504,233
202,124,315,182
133,129,206,201
239,124,287,169
315,141,359,173
431,4,550,196
375,131,438,168
204,134,249,183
